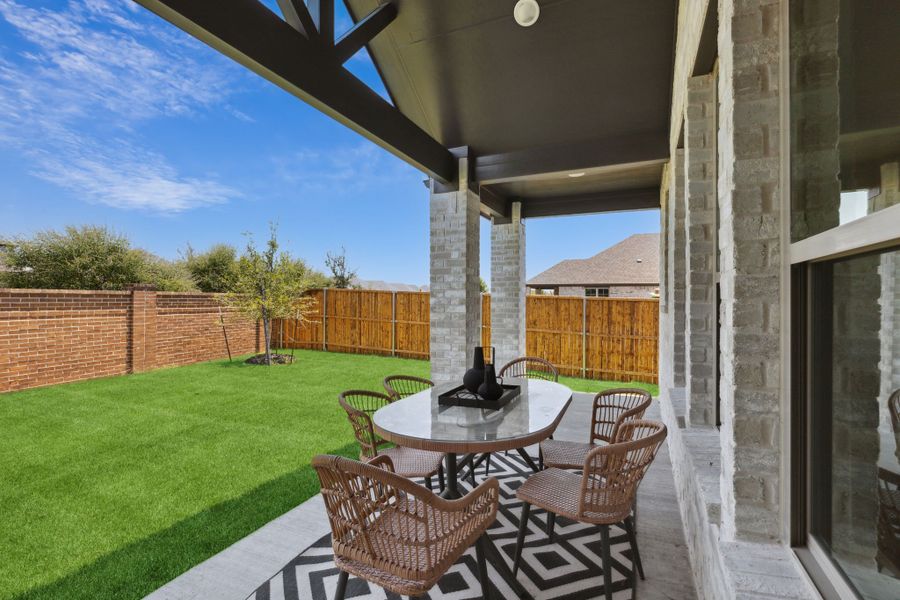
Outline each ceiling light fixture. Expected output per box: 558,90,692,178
567,172,586,178
514,0,540,27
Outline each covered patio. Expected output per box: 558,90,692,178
132,0,900,599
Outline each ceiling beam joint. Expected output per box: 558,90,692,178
333,2,397,63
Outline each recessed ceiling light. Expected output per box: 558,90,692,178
514,0,540,27
568,172,586,178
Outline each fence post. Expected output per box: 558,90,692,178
322,288,328,352
391,291,397,356
582,296,587,379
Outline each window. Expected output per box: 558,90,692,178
795,249,900,597
585,287,609,298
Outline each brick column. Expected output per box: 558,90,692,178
718,0,784,542
430,157,481,384
670,149,687,389
129,284,157,373
490,201,526,369
685,73,718,426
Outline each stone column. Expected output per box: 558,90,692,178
718,0,785,542
129,284,157,373
429,158,481,384
670,149,687,389
685,73,718,426
490,201,526,368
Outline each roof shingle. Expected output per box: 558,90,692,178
527,233,659,287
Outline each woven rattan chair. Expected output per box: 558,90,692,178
313,454,501,599
498,356,559,382
338,390,445,491
513,420,667,600
540,388,653,470
383,374,434,400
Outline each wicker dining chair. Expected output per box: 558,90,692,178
383,374,434,400
540,388,653,470
313,454,500,600
512,420,667,600
466,356,560,478
338,390,445,491
498,356,559,382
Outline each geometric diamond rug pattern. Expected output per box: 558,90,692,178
247,452,635,599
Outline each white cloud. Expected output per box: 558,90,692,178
272,143,418,193
0,0,241,212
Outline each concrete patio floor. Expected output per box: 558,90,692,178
144,392,698,600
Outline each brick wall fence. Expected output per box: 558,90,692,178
0,287,260,393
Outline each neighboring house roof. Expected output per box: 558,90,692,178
352,278,426,292
528,233,660,287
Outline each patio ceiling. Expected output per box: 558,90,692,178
347,0,676,218
134,0,677,219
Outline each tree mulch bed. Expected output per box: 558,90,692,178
244,353,294,365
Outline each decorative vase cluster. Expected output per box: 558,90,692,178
463,346,504,401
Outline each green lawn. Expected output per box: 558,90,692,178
0,350,657,600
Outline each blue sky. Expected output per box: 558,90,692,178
0,0,659,286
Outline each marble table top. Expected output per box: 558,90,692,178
373,378,573,453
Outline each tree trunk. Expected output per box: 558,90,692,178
262,309,271,365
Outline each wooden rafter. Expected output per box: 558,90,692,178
133,0,456,183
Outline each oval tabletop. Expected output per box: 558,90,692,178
373,378,573,454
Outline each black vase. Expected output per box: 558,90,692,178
478,363,504,401
463,346,486,394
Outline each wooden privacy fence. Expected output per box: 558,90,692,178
276,290,658,383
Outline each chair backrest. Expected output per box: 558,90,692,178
580,420,667,522
590,388,653,444
338,390,393,459
383,374,434,400
312,454,499,582
498,356,559,382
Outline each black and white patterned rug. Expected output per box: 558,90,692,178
248,453,635,599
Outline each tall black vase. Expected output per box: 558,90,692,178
478,363,504,401
463,346,486,394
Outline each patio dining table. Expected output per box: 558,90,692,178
372,377,573,499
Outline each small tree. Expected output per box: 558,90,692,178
223,225,315,365
184,243,238,292
325,247,357,289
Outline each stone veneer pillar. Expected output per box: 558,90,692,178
429,158,481,384
685,73,718,427
490,201,526,368
670,149,687,389
718,0,785,542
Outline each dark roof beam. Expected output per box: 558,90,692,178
478,185,510,222
275,0,318,41
133,0,457,184
521,187,659,219
334,3,397,64
475,133,668,184
308,0,334,45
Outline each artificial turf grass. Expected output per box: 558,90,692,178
0,350,657,600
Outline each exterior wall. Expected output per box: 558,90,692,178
670,149,688,389
685,72,719,427
429,157,481,384
717,0,784,543
490,202,526,368
553,285,657,298
0,288,259,393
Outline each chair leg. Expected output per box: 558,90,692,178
334,570,349,600
425,476,433,491
513,502,531,576
484,452,492,476
623,516,644,580
468,454,477,485
546,511,556,542
438,463,446,492
475,535,492,600
599,525,614,600
538,446,544,471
